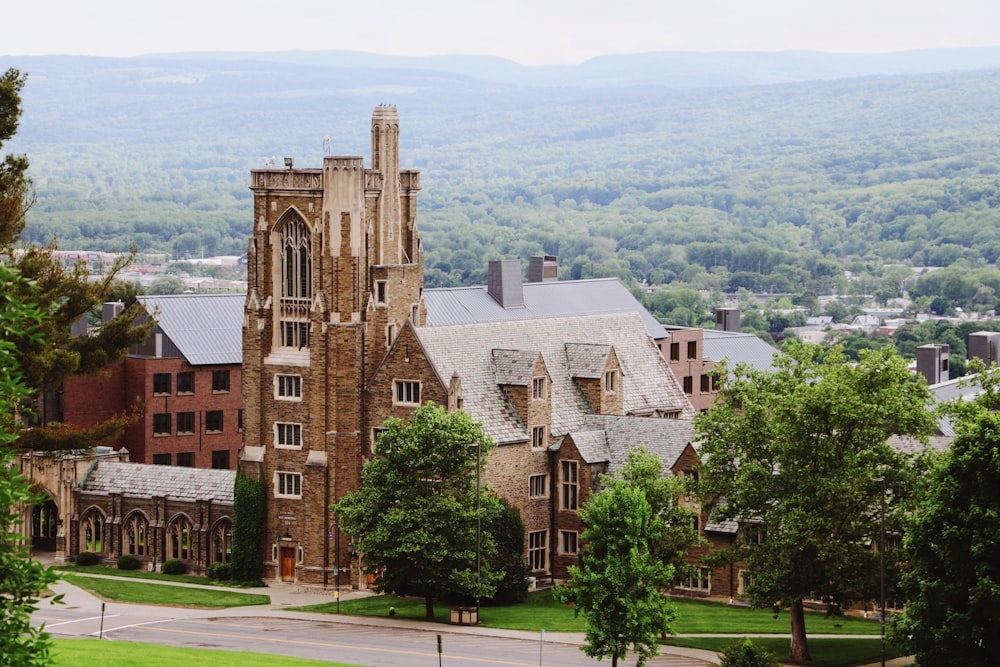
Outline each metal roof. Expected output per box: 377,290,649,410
138,294,245,366
702,329,778,374
424,278,668,340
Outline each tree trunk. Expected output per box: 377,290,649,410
424,594,435,619
788,598,811,662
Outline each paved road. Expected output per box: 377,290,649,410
36,578,717,667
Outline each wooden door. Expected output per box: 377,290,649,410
280,546,296,581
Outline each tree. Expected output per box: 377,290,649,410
613,447,701,585
0,264,62,666
695,342,935,663
482,496,530,605
230,469,266,583
333,403,499,618
556,482,676,667
1,68,152,449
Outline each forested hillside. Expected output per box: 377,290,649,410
6,52,1000,313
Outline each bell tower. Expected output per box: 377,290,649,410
241,106,423,585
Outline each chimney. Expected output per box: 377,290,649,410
916,344,950,385
528,255,559,283
103,301,125,324
968,331,1000,368
715,308,741,332
487,259,524,309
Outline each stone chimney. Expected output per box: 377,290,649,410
715,307,740,332
968,331,1000,368
487,259,524,309
528,255,559,283
916,343,950,385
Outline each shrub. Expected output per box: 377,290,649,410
161,558,188,575
719,638,781,667
206,562,231,581
116,554,141,570
75,551,101,567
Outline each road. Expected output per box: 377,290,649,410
35,579,716,667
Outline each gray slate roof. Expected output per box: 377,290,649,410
424,278,668,340
80,461,235,503
138,294,245,365
584,414,695,476
414,313,695,445
702,329,778,374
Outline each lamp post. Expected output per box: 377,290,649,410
331,516,341,614
876,476,886,667
471,442,482,624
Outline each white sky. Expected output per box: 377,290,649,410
7,0,1000,66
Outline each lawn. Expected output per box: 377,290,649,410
292,589,882,636
63,574,270,608
58,564,260,588
52,638,363,667
668,636,906,667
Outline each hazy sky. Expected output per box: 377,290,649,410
8,0,1000,65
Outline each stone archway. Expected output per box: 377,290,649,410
31,498,59,551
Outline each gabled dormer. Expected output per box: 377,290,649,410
492,349,552,448
566,342,624,416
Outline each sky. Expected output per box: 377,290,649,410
8,0,1000,66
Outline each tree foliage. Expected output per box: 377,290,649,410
0,263,61,667
231,469,266,583
557,481,676,667
695,342,935,663
0,68,152,450
333,404,499,618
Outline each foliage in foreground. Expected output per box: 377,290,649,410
718,638,781,667
695,342,935,663
557,482,675,667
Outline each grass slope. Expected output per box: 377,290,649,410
52,639,362,667
63,574,270,608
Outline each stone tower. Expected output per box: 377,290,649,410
240,106,424,584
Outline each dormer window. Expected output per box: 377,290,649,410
604,370,618,393
532,377,547,400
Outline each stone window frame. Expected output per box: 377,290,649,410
531,376,547,401
176,371,195,394
275,422,303,449
212,369,231,393
393,379,421,406
604,369,618,394
152,372,171,396
176,411,195,435
679,566,712,592
152,412,171,436
558,530,579,555
275,374,302,401
375,280,387,305
167,515,193,560
528,530,548,572
528,473,548,498
560,459,579,511
123,511,150,557
275,471,303,499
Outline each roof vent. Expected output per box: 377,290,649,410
487,259,525,309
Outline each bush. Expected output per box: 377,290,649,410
161,558,188,575
75,551,101,567
206,562,231,581
116,554,141,570
720,638,781,667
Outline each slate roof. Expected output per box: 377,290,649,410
138,294,245,365
80,461,235,503
424,278,668,340
414,313,695,445
493,349,540,386
702,329,778,374
581,414,695,475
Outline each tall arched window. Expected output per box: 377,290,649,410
211,519,232,565
124,512,150,557
80,509,105,554
281,217,311,299
167,515,193,561
278,214,311,348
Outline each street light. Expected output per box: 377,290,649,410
331,516,341,614
471,442,482,624
875,475,886,667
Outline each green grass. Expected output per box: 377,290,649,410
63,574,270,608
58,564,260,588
668,636,906,667
293,590,881,636
52,638,363,667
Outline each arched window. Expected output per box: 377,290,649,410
280,217,311,299
167,515,193,560
124,512,150,557
211,519,232,565
80,509,105,554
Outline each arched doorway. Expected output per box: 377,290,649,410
31,499,58,551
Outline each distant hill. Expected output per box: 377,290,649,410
5,49,1000,301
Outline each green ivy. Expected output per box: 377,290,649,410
231,469,266,583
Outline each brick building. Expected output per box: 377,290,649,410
62,293,244,469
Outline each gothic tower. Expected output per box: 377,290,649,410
241,106,424,584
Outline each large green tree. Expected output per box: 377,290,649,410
695,342,935,663
556,481,675,667
891,412,1000,666
0,68,151,450
333,403,499,618
0,264,62,666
